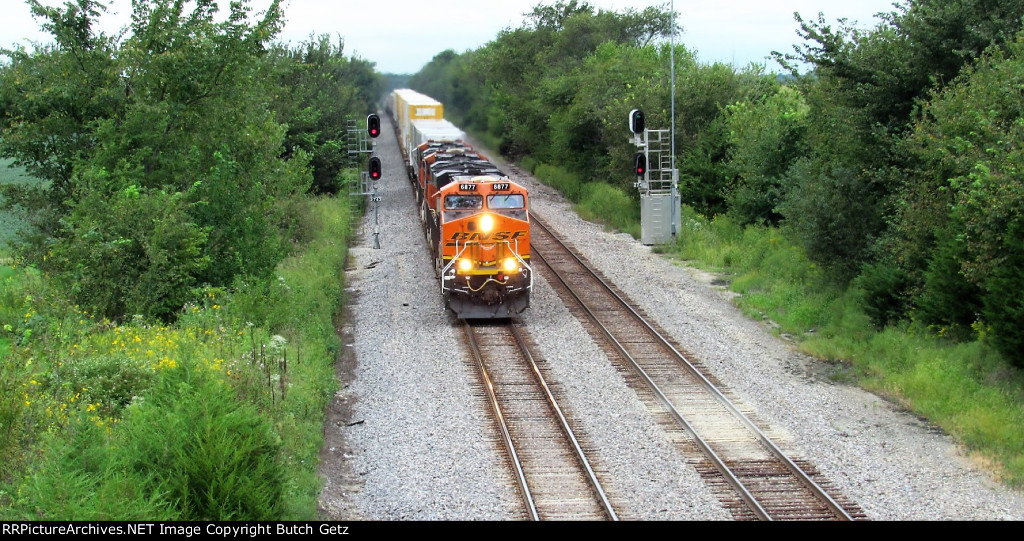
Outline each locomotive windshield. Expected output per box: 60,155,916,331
445,194,483,210
487,194,525,209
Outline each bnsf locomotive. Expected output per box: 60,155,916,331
387,89,532,319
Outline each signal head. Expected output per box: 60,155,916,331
629,109,645,135
368,156,382,180
633,152,647,177
367,113,381,138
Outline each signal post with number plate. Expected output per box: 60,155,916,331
349,113,383,248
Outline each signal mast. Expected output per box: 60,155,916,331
350,113,383,249
629,107,680,245
628,2,680,245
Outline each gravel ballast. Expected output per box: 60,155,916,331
320,122,1024,520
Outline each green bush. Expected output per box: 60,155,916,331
915,233,982,338
12,410,174,520
121,365,284,520
519,156,539,174
777,158,883,282
983,220,1024,368
855,262,913,330
724,87,809,226
49,184,209,322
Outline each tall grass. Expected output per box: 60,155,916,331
668,205,1024,486
0,195,354,519
533,163,640,238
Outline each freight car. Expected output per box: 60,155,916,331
387,89,532,318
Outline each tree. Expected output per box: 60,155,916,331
472,1,676,160
1,0,315,321
902,34,1024,361
0,0,122,217
724,85,809,225
674,62,774,217
269,35,384,194
770,0,1024,283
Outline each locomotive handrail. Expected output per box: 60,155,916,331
441,239,533,296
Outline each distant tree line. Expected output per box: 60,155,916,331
408,0,1024,365
0,0,384,322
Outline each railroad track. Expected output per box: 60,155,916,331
529,215,866,521
461,319,618,521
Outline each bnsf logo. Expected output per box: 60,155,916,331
449,231,528,241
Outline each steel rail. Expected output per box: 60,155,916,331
528,228,769,520
531,215,853,521
507,322,619,521
463,320,539,521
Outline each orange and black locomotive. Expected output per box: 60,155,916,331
387,89,532,318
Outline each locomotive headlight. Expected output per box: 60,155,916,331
480,214,494,233
458,258,474,273
503,258,518,272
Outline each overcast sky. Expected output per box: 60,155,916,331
2,0,901,73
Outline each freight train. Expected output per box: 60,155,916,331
386,89,532,319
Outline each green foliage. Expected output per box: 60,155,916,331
854,262,913,330
577,182,640,237
66,354,157,418
10,363,285,521
666,210,1024,485
779,1,1024,135
768,0,1024,291
777,157,884,281
677,114,731,217
0,0,336,321
410,2,778,226
519,156,539,174
1,195,354,519
983,220,1024,367
533,163,640,236
917,40,1024,283
123,364,284,520
0,0,123,202
269,35,385,194
50,184,209,321
449,1,676,163
14,409,175,520
675,62,776,216
534,163,586,203
900,31,1024,363
549,41,670,192
914,233,982,338
724,85,809,225
895,0,1024,93
0,0,371,517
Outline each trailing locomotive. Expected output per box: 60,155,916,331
387,89,532,319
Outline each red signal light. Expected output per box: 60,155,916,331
634,152,647,177
367,114,381,138
369,157,382,180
